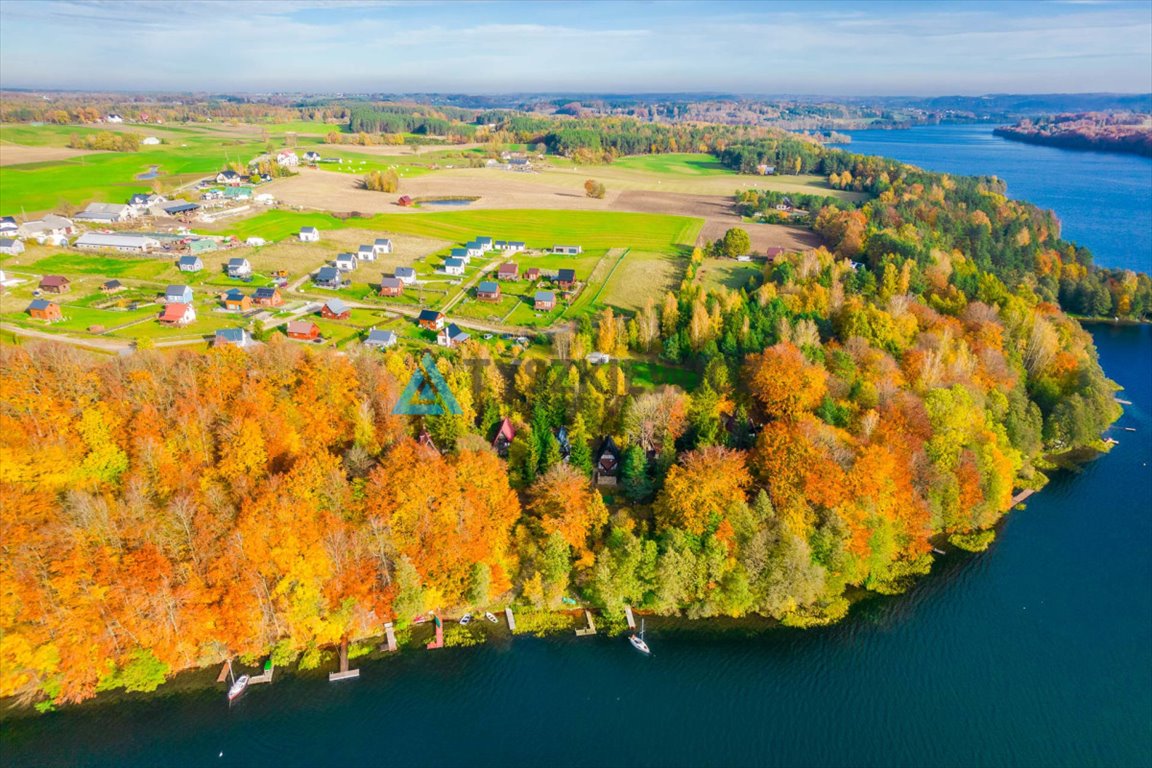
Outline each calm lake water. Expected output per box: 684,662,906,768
2,128,1151,768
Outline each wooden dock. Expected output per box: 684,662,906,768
249,665,274,686
1010,488,1036,507
504,607,516,632
575,610,597,637
624,605,636,630
329,669,360,681
426,615,444,649
216,661,231,683
384,622,398,652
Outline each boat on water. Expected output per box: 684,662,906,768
629,619,651,656
485,611,498,623
227,669,249,703
460,613,473,625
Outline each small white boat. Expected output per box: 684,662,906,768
629,619,651,656
459,613,473,625
484,612,498,624
227,674,249,702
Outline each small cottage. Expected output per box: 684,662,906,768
364,329,397,349
0,238,25,255
443,257,465,276
373,238,393,255
379,276,404,297
287,320,321,341
101,279,124,294
525,267,541,282
357,244,376,261
397,195,413,207
214,328,254,348
394,267,417,284
594,436,621,485
165,284,193,304
252,287,282,307
491,417,516,457
418,309,445,331
437,323,470,348
476,280,501,302
178,255,204,272
497,262,519,281
222,288,251,311
320,298,350,320
556,269,577,290
313,266,344,288
226,257,252,278
534,290,556,311
335,253,358,272
158,302,196,326
39,275,71,294
299,226,320,242
27,299,62,322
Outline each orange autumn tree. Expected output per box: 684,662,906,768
655,447,752,534
743,342,828,421
529,464,608,558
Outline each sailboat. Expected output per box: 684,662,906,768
226,660,249,703
628,618,651,656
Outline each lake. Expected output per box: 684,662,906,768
2,128,1151,768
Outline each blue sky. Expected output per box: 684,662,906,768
1,0,1150,94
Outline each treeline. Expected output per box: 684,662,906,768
539,119,793,163
67,131,141,152
346,105,477,139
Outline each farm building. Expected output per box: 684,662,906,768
74,202,133,223
178,255,204,272
313,266,345,288
397,195,414,207
163,201,200,216
158,302,196,327
476,281,501,301
190,239,218,256
18,214,74,240
222,288,251,311
534,290,556,311
556,269,577,290
0,238,25,255
74,233,160,253
223,186,252,200
443,257,465,276
394,267,417,284
364,329,397,349
491,417,516,456
418,309,445,331
497,263,519,280
213,328,254,348
437,323,469,348
165,285,193,304
379,277,404,297
287,320,321,341
552,245,582,255
525,267,541,281
335,253,358,272
356,244,376,261
299,226,321,242
101,279,124,294
26,299,62,322
764,246,786,259
252,287,283,307
373,238,393,255
39,275,70,294
226,257,252,277
320,298,350,320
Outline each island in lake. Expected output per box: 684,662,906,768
994,112,1152,157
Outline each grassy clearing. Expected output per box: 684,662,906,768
607,153,732,176
697,259,762,293
599,250,684,312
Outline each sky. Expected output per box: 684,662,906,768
1,0,1150,95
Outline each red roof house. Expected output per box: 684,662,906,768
286,320,321,341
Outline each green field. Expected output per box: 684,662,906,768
606,153,732,176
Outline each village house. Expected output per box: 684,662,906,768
379,276,404,297
246,237,267,247
373,238,393,256
0,238,25,256
443,257,466,276
556,268,577,291
158,302,196,327
178,255,204,272
287,320,321,341
497,262,519,281
335,253,358,272
299,226,320,242
18,214,74,242
105,114,123,124
552,244,582,255
128,192,166,210
491,417,516,457
165,285,193,304
594,436,621,485
303,151,322,163
252,287,283,308
356,244,377,261
226,257,252,278
437,323,469,348
320,298,350,320
525,267,541,282
216,170,242,185
449,248,471,263
475,236,494,251
764,246,785,259
74,202,134,223
418,309,445,331
476,280,501,301
313,266,345,288
534,290,556,311
213,327,254,349
0,216,17,234
39,275,71,294
397,195,413,207
100,279,124,294
394,267,417,284
276,150,299,167
363,328,397,349
222,288,251,311
463,242,484,258
74,233,160,253
26,299,62,322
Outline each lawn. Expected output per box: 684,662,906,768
598,250,684,312
607,153,733,177
23,251,173,281
697,259,762,293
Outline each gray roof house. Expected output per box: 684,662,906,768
313,266,345,288
74,203,133,223
394,266,417,284
0,238,25,255
178,255,203,272
363,329,398,349
226,257,252,277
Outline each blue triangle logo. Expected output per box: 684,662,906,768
393,353,462,415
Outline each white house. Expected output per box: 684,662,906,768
276,150,299,167
335,253,358,272
299,226,320,242
373,238,393,255
394,267,417,284
553,245,582,255
165,284,194,304
227,258,252,278
356,244,376,261
18,214,73,240
246,237,267,247
0,238,25,255
178,255,203,272
74,233,160,253
0,216,19,234
142,136,161,145
437,323,470,348
363,329,397,349
303,151,322,163
105,114,124,124
463,243,484,258
443,257,465,276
